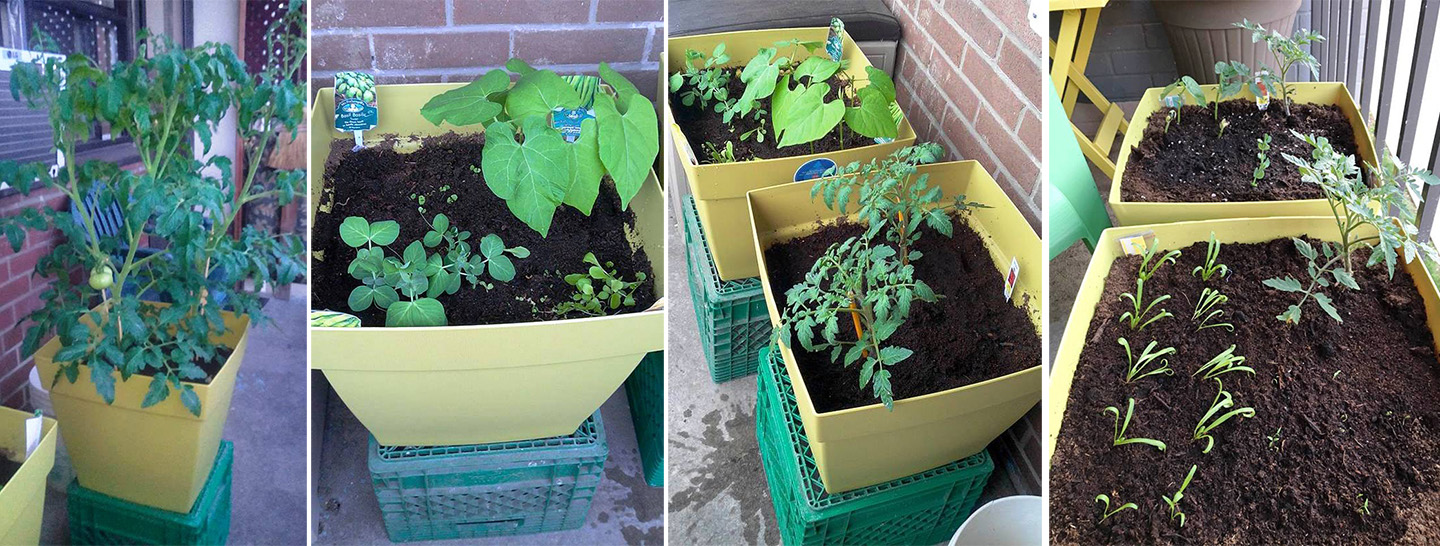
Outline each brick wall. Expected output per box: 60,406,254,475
0,188,67,408
311,0,664,100
883,0,1042,229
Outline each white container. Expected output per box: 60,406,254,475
28,365,75,490
950,495,1043,546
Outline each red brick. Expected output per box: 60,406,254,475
595,0,662,22
0,276,27,307
8,242,51,279
0,350,16,379
959,44,1028,128
896,82,936,147
453,0,590,25
312,0,447,29
944,106,1000,176
996,37,1042,122
1017,107,1041,155
646,28,662,63
514,28,648,66
0,367,28,406
976,107,1038,195
927,0,1001,62
312,35,372,72
374,32,510,70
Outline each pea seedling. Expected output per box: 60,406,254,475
671,44,733,110
1192,233,1229,281
1194,378,1255,453
1192,287,1233,332
1119,278,1173,331
1118,337,1175,383
556,252,648,317
1095,494,1138,523
1162,465,1198,527
1103,398,1167,451
1193,345,1253,381
1253,134,1272,187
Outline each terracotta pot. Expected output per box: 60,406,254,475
1152,0,1302,84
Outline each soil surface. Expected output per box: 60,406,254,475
311,134,656,327
0,455,20,489
670,72,876,164
1122,99,1358,203
763,216,1040,412
1050,239,1440,545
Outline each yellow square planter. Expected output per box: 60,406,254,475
1045,217,1440,468
33,307,249,514
748,161,1042,493
0,407,57,546
310,84,665,446
669,27,917,281
1110,83,1377,226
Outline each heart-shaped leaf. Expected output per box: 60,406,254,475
598,62,641,110
793,56,840,83
775,81,843,148
481,118,571,236
844,86,898,139
419,69,509,127
507,69,582,123
595,93,658,209
386,298,448,327
864,66,896,101
565,118,604,215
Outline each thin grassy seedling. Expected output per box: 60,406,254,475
1192,287,1234,332
1194,379,1256,454
1267,427,1283,451
1119,278,1173,331
1191,233,1229,281
1095,494,1138,523
1103,398,1167,451
1137,240,1182,282
1119,338,1176,383
1162,465,1198,527
1194,345,1253,381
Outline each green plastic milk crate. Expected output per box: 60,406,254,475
624,350,664,487
68,440,233,546
368,411,607,542
756,349,994,546
682,195,771,383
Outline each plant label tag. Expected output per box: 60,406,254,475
552,75,600,143
24,410,41,458
794,158,837,182
1118,230,1158,256
1162,95,1182,109
826,18,845,62
1255,73,1271,111
334,71,378,137
1004,257,1019,302
872,102,902,145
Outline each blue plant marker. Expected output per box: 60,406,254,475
794,158,837,183
553,75,600,143
826,18,845,62
334,71,378,151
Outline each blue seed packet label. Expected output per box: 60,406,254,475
826,18,845,62
1162,95,1182,109
794,158,837,182
553,75,600,143
333,71,378,132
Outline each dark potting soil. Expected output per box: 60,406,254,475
1122,99,1359,203
1050,239,1440,545
670,72,876,164
311,134,657,327
0,453,20,489
763,217,1040,412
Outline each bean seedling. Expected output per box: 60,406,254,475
1253,134,1272,187
1095,494,1138,523
1103,398,1167,451
1159,75,1207,125
1217,118,1230,139
555,252,648,317
1194,345,1253,381
1162,465,1198,527
1194,379,1256,453
1192,233,1229,281
1118,337,1175,383
1192,287,1233,332
1119,278,1173,331
670,45,733,110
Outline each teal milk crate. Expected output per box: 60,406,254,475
682,195,771,383
368,411,608,542
624,351,664,487
68,440,233,545
756,349,994,546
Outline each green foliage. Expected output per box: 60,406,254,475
703,141,738,163
1214,60,1261,111
1236,19,1324,115
1193,345,1253,381
0,4,306,416
1192,233,1229,281
1162,465,1198,527
556,252,647,317
1192,287,1234,332
1094,494,1138,523
1266,133,1440,323
670,44,733,110
1193,379,1255,454
1253,134,1272,187
728,46,788,123
811,143,986,266
1267,427,1284,450
776,236,937,409
843,67,900,140
1119,278,1173,331
1103,398,1166,451
1118,337,1175,383
1159,75,1207,124
773,74,845,148
422,59,658,235
341,215,527,327
1138,240,1181,282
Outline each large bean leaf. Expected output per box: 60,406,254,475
419,69,509,127
565,118,604,215
844,86,898,139
595,93,658,209
481,118,571,236
507,69,581,123
775,81,843,148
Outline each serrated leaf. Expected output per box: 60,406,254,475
386,298,448,327
1294,238,1317,260
180,385,202,417
90,362,115,404
1313,292,1342,322
1262,276,1304,293
141,374,169,408
507,69,581,123
595,93,658,209
420,69,509,127
481,118,570,236
1333,269,1359,290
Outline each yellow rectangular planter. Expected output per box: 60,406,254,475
0,407,57,546
748,161,1042,493
1045,217,1440,467
669,27,918,281
33,308,249,514
1109,83,1377,225
310,83,665,446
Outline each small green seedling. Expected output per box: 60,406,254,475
1267,427,1283,451
1095,494,1138,523
1103,398,1167,451
1192,233,1229,281
1333,370,1342,380
704,141,737,163
1356,493,1371,516
1159,75,1207,125
1218,118,1231,139
671,45,733,110
1236,19,1324,115
1214,60,1261,114
1194,379,1256,453
556,252,648,317
1194,345,1253,381
1119,337,1175,383
1192,287,1234,332
1119,278,1173,331
1137,240,1181,282
1162,465,1198,527
1253,134,1272,187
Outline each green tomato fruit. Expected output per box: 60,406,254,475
88,265,114,290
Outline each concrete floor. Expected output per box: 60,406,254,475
38,290,310,545
311,382,663,545
665,188,1031,545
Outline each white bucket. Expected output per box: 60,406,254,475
28,366,75,491
950,495,1043,546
